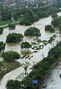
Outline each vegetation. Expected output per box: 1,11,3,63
48,35,55,43
6,41,61,89
0,62,20,80
0,27,3,34
0,20,12,26
52,16,61,33
52,17,59,27
0,7,59,27
6,33,23,43
8,24,15,30
45,25,55,32
0,62,3,72
0,42,5,52
6,80,21,89
24,27,41,37
19,10,34,26
19,7,59,26
2,51,20,62
21,42,31,51
58,23,61,33
1,10,11,20
52,13,58,19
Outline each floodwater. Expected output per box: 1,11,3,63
0,12,61,89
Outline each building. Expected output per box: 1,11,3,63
40,0,61,6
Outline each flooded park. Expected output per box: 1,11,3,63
0,12,61,89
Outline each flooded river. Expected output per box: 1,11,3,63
0,12,61,89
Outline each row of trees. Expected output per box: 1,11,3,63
1,6,59,22
6,40,61,89
19,7,60,26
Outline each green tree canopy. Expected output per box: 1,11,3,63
6,33,23,43
21,42,31,50
24,27,41,37
2,51,20,62
45,25,55,32
8,24,15,30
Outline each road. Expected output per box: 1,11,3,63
40,61,61,89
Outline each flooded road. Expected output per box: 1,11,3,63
0,12,61,89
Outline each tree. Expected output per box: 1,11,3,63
0,62,3,72
52,13,58,19
2,51,20,62
45,25,55,33
6,33,23,43
8,24,15,30
0,42,5,52
19,10,34,26
51,17,59,27
1,10,11,20
23,62,30,75
0,27,3,34
21,42,31,51
24,10,34,25
24,27,41,37
33,13,39,22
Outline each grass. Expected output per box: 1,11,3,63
0,62,21,80
17,16,24,21
0,16,23,29
0,16,23,27
0,20,12,26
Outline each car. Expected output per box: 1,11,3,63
60,74,61,78
42,84,47,88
